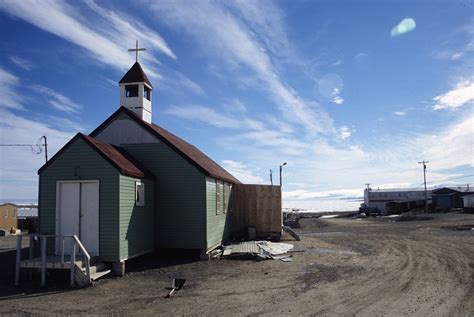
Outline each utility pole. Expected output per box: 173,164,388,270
418,160,429,213
365,183,371,207
42,136,48,162
270,169,273,186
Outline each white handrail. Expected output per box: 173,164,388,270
15,234,92,287
73,235,91,284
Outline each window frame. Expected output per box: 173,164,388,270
144,86,151,100
216,180,224,215
125,84,139,98
135,181,145,207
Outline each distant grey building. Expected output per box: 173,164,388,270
17,205,38,232
364,188,431,214
431,186,473,210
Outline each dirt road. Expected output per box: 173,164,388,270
1,212,473,316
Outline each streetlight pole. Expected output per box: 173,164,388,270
279,162,287,187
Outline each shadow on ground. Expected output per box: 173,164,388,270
125,249,201,273
0,248,201,300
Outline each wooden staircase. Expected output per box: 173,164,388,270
15,234,110,287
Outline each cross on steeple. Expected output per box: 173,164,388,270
128,40,146,62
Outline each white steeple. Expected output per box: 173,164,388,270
119,41,153,123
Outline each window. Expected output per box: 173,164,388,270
224,183,233,213
135,182,145,206
125,84,139,97
216,180,224,215
144,86,151,100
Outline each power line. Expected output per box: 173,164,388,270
0,136,48,163
428,174,474,183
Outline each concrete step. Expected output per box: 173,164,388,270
90,269,111,281
79,262,111,282
83,262,107,275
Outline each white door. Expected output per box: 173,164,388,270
57,181,99,256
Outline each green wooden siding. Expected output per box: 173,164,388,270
38,138,120,261
206,177,232,249
119,175,154,260
122,143,207,249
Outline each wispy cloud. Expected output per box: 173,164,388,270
432,79,474,110
9,56,35,71
0,108,78,199
394,111,406,116
415,113,474,171
30,85,82,113
222,99,247,113
0,68,24,110
0,0,175,78
433,21,474,62
0,68,83,199
83,0,175,59
221,160,265,184
167,105,242,128
157,69,204,96
338,126,354,139
146,0,336,136
354,52,369,63
318,73,344,104
332,95,344,105
391,18,416,37
166,104,266,131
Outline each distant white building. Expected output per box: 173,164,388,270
364,188,432,214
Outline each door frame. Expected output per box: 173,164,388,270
55,180,100,255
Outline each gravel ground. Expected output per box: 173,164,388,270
0,212,473,316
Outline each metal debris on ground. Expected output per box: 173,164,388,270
282,226,301,241
223,241,294,262
164,278,186,298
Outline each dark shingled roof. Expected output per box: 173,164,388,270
38,133,147,178
90,107,241,184
119,62,152,87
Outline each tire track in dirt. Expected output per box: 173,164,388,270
297,226,474,316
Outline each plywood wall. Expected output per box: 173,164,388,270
232,184,282,238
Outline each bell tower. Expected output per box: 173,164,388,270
119,41,153,123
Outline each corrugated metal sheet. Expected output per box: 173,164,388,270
223,242,260,255
17,208,38,218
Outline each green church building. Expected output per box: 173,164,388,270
37,61,240,272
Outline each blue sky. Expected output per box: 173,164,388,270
0,0,473,209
